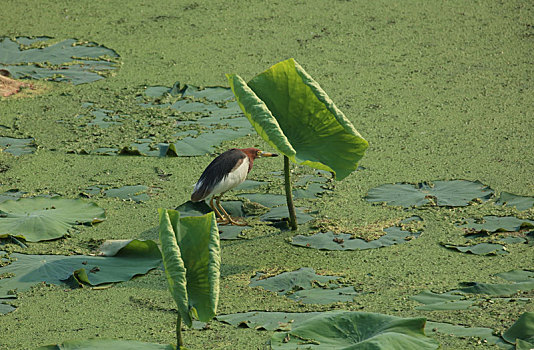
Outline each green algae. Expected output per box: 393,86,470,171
0,0,533,349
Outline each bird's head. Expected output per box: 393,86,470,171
240,147,279,160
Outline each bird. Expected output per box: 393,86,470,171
191,147,278,225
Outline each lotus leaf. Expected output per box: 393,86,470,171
37,339,174,349
442,242,508,255
0,197,106,242
0,189,25,203
496,192,534,211
260,206,314,225
140,84,254,157
425,322,502,345
158,209,220,327
458,280,534,296
104,185,150,202
270,311,439,349
0,136,36,156
0,239,162,297
227,58,368,180
503,312,534,345
0,37,119,85
216,311,325,331
0,301,15,314
496,269,534,283
250,267,358,304
291,216,422,251
458,216,534,233
409,290,476,311
366,180,494,207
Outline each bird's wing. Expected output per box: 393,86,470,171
191,149,247,201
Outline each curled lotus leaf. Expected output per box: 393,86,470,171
227,58,368,180
158,209,221,327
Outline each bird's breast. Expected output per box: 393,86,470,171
209,156,249,196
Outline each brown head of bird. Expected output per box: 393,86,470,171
191,147,278,225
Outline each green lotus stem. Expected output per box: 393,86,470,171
284,155,298,230
176,313,184,348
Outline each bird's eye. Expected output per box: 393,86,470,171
256,151,262,156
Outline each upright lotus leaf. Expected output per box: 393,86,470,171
0,197,106,242
227,58,368,180
158,208,220,330
270,311,439,349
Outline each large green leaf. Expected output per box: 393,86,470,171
158,208,220,327
37,339,174,349
0,197,106,242
270,311,439,349
0,239,162,298
227,58,368,180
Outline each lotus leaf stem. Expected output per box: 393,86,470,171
176,313,184,348
284,155,298,230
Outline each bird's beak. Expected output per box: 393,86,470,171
260,151,278,157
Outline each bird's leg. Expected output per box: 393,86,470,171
216,195,247,226
210,196,229,225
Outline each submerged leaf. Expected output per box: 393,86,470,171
0,197,106,242
228,58,368,180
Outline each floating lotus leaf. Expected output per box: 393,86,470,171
291,216,422,251
425,322,502,345
216,311,324,331
260,206,314,225
0,197,106,242
458,280,534,296
0,239,162,297
409,290,476,311
250,267,358,304
0,189,25,203
503,312,534,346
442,242,508,255
496,192,534,211
227,58,368,180
0,136,36,156
458,216,534,233
37,339,174,350
104,185,150,202
270,311,439,350
158,209,220,327
0,37,120,85
0,301,15,314
140,84,254,157
366,180,494,207
496,269,534,283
